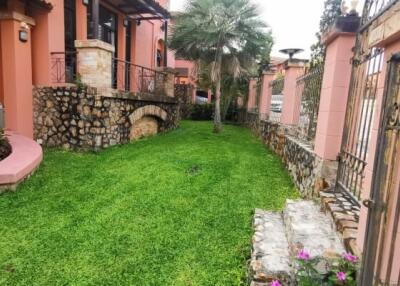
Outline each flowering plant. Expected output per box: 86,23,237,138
294,250,359,286
267,250,359,285
326,252,359,285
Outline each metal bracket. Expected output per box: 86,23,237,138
362,199,375,209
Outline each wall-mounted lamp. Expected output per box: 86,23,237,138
82,0,89,6
19,30,28,42
19,22,29,43
136,19,141,26
123,18,129,27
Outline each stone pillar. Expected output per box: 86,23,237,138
314,17,358,161
247,78,258,112
259,71,275,120
280,61,305,125
75,39,114,92
157,67,176,98
0,15,34,138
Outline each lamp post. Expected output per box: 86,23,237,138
279,48,304,60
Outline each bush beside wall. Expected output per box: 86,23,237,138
0,129,11,161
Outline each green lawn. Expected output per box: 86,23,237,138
0,121,297,286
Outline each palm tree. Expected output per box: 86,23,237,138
170,0,272,133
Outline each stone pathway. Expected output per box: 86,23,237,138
249,199,345,285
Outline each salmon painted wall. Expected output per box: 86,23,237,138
134,20,174,69
0,24,3,105
175,59,196,85
31,0,65,85
0,19,33,137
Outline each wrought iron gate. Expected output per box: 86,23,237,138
335,42,384,205
360,53,400,286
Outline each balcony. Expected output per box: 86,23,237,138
50,46,174,98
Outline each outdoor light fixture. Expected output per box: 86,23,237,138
19,30,28,42
279,48,304,60
123,18,129,27
82,0,89,6
19,22,29,43
136,19,141,26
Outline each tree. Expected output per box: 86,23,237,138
169,0,272,132
310,0,342,67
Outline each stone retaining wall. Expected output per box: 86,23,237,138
33,86,179,151
249,117,337,198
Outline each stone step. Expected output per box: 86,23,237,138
283,199,345,259
250,209,292,285
249,200,347,285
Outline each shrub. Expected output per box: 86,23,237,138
0,129,11,161
270,250,359,286
188,103,214,121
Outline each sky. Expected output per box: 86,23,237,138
170,0,327,59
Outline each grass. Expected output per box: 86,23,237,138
0,121,298,286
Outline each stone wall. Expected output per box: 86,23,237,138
245,112,260,134
33,86,179,151
248,116,337,198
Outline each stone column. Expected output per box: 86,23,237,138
157,67,176,98
314,17,358,161
259,71,275,120
75,39,114,93
247,78,258,112
280,61,305,125
0,14,35,138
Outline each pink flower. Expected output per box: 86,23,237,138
343,252,358,263
270,280,281,286
336,271,347,282
297,249,311,261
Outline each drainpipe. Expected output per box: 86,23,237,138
91,0,99,39
164,20,168,67
0,103,4,129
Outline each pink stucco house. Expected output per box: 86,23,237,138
0,0,175,139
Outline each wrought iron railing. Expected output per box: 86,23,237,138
294,66,324,144
50,51,78,84
362,0,398,26
336,46,385,205
269,77,284,122
112,59,167,95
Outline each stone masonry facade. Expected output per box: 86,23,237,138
33,86,179,151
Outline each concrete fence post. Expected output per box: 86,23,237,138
280,61,305,125
314,18,358,161
247,78,258,112
259,71,275,120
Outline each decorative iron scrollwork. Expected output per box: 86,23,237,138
387,102,399,129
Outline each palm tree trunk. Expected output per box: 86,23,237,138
213,52,223,133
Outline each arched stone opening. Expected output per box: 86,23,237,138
129,105,168,140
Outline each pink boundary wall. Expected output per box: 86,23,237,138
314,33,356,160
0,132,43,188
247,78,258,111
259,71,275,120
280,62,304,125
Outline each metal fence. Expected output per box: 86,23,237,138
50,51,78,84
336,40,384,204
362,0,398,26
269,77,284,122
112,59,167,95
294,66,324,144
